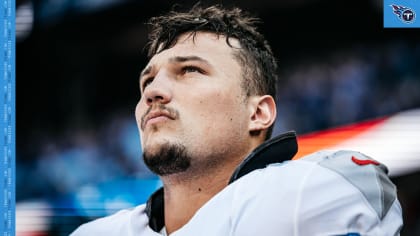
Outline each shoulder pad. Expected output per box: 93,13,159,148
300,150,396,220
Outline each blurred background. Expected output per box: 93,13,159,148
16,0,420,235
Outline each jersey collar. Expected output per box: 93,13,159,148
145,131,298,232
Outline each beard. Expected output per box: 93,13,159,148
143,142,191,176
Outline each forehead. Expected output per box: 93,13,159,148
146,32,242,68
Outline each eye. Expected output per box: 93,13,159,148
182,66,204,74
141,77,154,91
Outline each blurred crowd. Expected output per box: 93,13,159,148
275,42,420,135
17,116,154,201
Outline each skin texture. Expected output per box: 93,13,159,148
135,32,276,234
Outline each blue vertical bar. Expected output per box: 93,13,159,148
0,0,15,235
10,0,15,234
0,0,3,232
0,0,5,234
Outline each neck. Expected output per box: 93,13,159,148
160,154,243,234
160,136,266,234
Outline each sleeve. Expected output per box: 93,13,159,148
295,150,403,236
69,205,154,236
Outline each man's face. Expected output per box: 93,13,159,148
135,32,252,175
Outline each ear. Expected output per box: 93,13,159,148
248,95,277,134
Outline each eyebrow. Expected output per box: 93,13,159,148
140,55,212,78
169,56,211,64
140,66,153,79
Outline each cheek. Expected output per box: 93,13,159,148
135,100,148,132
134,102,145,147
135,102,142,123
194,93,246,130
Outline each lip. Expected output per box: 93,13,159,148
142,110,174,129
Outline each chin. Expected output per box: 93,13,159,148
143,140,166,155
143,137,175,153
142,139,190,176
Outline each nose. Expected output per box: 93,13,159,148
142,70,172,106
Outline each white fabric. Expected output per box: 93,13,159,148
71,151,403,236
160,227,168,236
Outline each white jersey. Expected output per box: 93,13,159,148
71,132,403,236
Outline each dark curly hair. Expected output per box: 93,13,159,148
146,4,278,139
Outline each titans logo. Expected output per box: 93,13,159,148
390,4,416,23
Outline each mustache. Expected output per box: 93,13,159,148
140,104,179,130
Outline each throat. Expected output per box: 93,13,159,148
160,151,247,234
162,171,230,234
